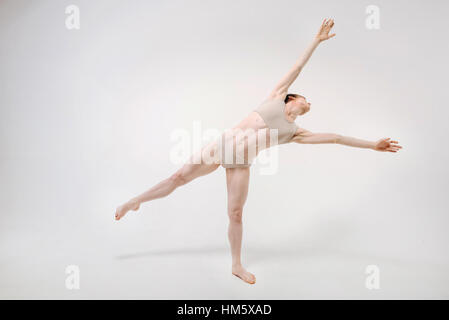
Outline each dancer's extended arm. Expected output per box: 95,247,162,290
291,128,402,152
269,19,335,99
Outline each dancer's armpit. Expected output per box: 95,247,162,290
291,128,339,144
291,127,313,141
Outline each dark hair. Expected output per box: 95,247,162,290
284,93,305,104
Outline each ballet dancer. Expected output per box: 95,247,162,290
115,19,402,284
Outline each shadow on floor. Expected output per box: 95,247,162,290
116,246,228,260
116,216,353,262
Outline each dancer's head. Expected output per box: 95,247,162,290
284,93,311,116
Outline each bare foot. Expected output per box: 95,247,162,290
232,265,256,284
115,199,140,220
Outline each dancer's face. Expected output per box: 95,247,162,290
289,96,311,116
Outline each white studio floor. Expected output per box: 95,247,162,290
1,203,448,300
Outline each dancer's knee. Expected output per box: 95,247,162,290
228,207,243,223
169,171,189,187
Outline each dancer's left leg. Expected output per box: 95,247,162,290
225,167,255,284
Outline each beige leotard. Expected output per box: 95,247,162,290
219,98,299,169
254,98,299,145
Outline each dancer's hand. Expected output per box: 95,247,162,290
316,18,336,42
373,138,403,152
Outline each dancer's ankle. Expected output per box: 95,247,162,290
129,198,140,210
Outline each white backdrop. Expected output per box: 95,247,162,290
1,0,448,299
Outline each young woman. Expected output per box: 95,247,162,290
115,19,402,284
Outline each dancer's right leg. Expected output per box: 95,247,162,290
115,160,220,220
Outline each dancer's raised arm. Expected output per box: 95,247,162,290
269,18,336,99
292,128,402,152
